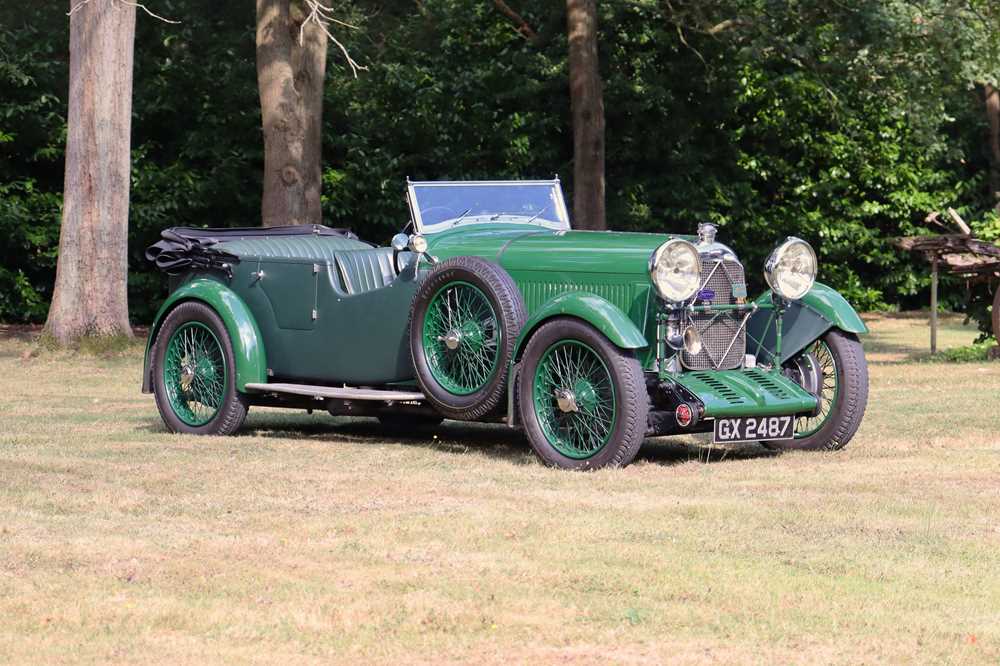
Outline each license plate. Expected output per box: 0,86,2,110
713,415,795,443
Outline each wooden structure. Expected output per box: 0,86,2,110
895,211,1000,353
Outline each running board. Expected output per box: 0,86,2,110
244,383,424,402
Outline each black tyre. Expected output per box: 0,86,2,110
517,318,649,470
152,301,249,435
766,329,868,451
377,413,444,429
409,256,526,420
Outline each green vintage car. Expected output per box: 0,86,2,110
143,179,869,469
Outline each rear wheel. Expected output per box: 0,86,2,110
517,318,648,470
152,302,249,435
766,330,868,451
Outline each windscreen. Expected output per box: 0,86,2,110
409,181,570,233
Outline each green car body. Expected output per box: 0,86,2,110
143,179,869,467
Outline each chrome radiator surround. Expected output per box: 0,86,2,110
680,256,748,370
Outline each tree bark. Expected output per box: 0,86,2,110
256,0,328,227
985,84,1000,215
44,0,136,344
566,0,606,230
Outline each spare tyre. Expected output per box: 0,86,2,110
409,256,526,420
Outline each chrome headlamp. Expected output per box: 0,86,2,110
764,237,817,300
649,239,701,302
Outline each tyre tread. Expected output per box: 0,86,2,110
409,256,526,421
517,317,649,470
152,301,249,436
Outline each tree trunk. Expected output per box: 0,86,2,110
256,0,327,227
986,84,1000,215
566,0,606,230
44,0,136,344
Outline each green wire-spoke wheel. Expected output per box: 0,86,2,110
422,281,500,395
532,340,616,458
518,318,648,470
766,329,869,452
163,322,227,426
152,302,249,436
794,339,838,439
410,256,526,421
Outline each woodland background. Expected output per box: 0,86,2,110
1,0,998,329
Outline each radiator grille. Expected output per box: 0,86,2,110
681,257,747,370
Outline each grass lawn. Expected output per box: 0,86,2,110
1,313,998,664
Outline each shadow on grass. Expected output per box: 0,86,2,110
639,437,780,465
210,412,782,468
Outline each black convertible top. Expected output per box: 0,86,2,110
145,224,362,275
165,224,360,240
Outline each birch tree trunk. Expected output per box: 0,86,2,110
256,0,328,227
44,0,136,344
566,0,606,230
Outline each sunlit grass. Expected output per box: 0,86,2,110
1,314,998,664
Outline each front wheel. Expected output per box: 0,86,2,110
152,301,249,435
766,329,868,451
517,318,649,470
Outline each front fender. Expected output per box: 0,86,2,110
747,282,867,364
513,291,648,361
142,278,267,393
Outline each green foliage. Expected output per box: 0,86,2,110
1,0,998,327
930,339,999,362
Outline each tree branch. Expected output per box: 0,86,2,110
492,0,538,42
67,0,179,24
299,0,367,78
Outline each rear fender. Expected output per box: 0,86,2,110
747,282,867,364
512,291,648,362
142,278,267,393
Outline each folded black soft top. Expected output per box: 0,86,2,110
146,224,362,275
166,224,360,240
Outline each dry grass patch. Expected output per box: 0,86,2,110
1,315,998,664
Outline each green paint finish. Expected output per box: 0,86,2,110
425,223,677,358
421,281,501,395
215,234,371,260
142,277,267,393
163,321,227,426
513,292,648,362
257,260,317,330
799,284,868,334
747,282,867,364
427,223,694,277
532,339,617,459
232,259,421,384
673,367,817,417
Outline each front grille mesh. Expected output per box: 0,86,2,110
681,257,747,370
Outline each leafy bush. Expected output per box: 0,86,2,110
932,339,999,362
